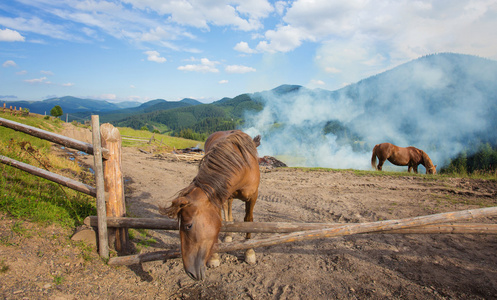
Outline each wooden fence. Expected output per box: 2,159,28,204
0,115,127,258
2,113,497,267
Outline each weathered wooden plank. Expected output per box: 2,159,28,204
0,117,109,159
84,216,497,234
101,123,128,253
1,155,96,196
92,115,109,259
108,205,497,265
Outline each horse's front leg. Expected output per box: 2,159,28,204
223,197,234,242
243,192,258,264
206,206,224,269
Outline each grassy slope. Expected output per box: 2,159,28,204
0,114,95,227
0,113,203,229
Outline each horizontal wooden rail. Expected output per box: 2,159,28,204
1,155,96,197
108,205,497,265
0,117,109,159
84,216,497,234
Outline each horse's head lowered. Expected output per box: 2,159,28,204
426,165,437,174
422,151,437,174
160,190,221,281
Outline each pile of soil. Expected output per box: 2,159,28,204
1,137,497,299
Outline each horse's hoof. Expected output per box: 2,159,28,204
244,249,256,264
207,253,220,268
224,235,233,243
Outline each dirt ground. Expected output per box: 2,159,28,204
2,125,497,299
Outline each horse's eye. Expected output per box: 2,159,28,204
184,223,193,231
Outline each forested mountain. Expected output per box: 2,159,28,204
112,93,263,139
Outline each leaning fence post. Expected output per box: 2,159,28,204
91,115,109,259
100,123,128,253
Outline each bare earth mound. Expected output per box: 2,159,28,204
2,145,497,299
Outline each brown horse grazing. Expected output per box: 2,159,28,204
160,130,260,281
371,143,437,174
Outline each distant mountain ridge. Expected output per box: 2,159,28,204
3,53,496,170
1,96,203,120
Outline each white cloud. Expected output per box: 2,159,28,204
144,50,167,63
123,0,273,31
256,25,308,53
62,82,74,87
325,67,341,74
16,70,27,75
178,58,220,73
0,28,25,42
274,1,289,15
225,65,256,74
0,15,78,41
98,94,117,100
219,79,229,84
234,41,257,54
2,60,17,68
310,79,325,85
24,77,48,84
41,70,54,75
254,0,497,61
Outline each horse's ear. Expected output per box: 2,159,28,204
253,135,261,147
159,197,190,219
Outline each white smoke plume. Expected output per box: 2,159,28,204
243,54,497,172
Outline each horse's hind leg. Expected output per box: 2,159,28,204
223,197,234,243
243,192,258,265
377,159,385,171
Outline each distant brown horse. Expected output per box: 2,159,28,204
160,130,260,280
371,143,437,174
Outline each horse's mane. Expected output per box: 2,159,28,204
420,150,434,168
179,131,258,207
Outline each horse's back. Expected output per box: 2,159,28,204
204,130,239,152
204,130,260,182
373,143,396,160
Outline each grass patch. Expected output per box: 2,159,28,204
433,194,495,208
129,228,157,252
0,113,96,228
74,241,95,262
119,127,202,150
53,274,64,285
0,260,9,273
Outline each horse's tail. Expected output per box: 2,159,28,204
371,144,379,170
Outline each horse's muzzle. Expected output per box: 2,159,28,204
185,263,206,281
184,250,208,281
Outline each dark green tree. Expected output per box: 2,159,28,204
50,105,63,118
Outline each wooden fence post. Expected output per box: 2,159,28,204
100,123,128,253
91,115,109,259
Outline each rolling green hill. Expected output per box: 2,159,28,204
112,94,263,139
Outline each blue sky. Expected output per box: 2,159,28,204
1,0,497,103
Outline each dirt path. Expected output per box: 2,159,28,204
2,145,497,299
